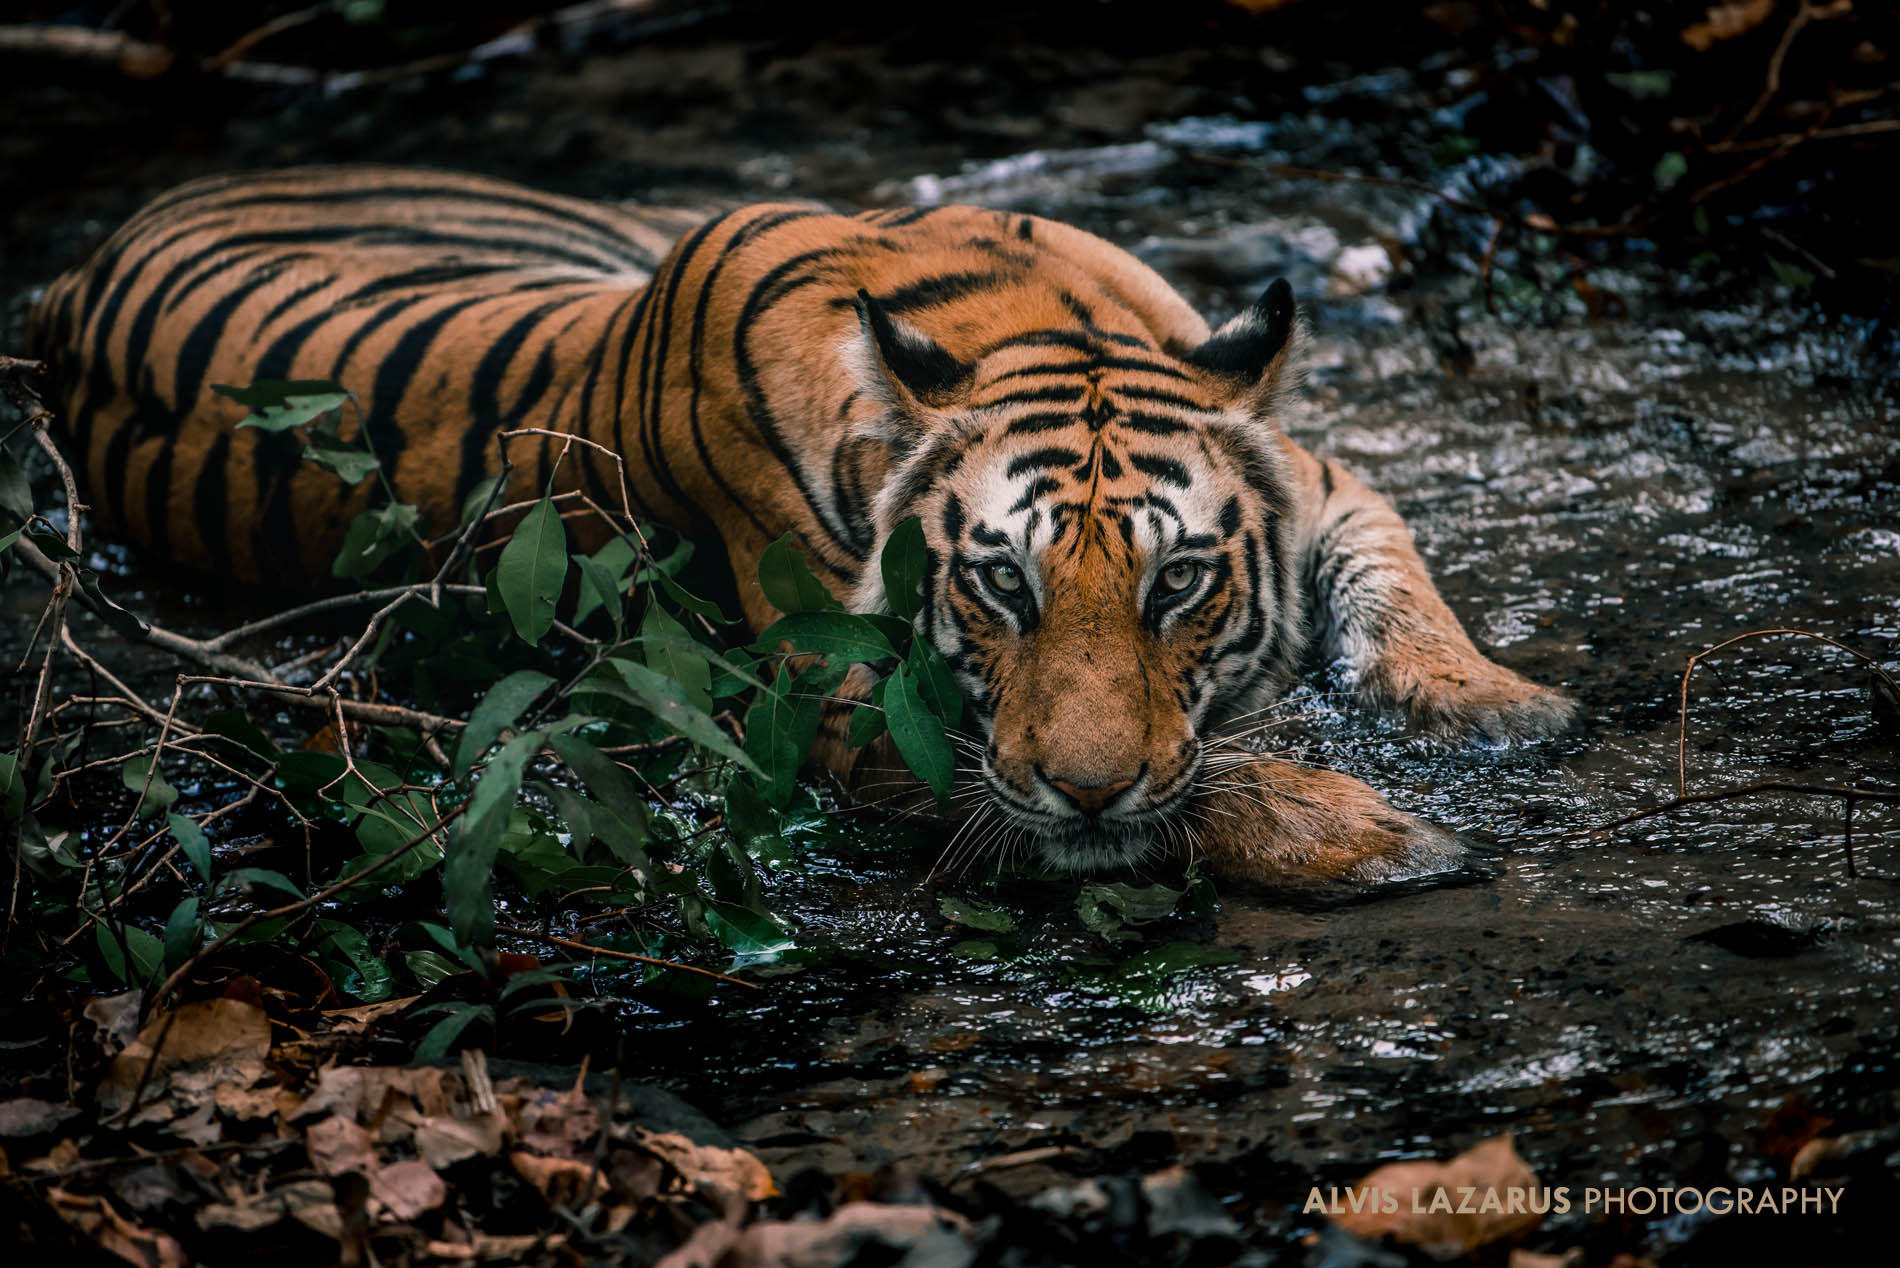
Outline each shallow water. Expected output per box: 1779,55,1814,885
5,38,1897,1257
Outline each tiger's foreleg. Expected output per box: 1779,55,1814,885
1289,446,1576,744
1185,756,1466,883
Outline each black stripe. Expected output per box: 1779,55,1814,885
1129,453,1190,488
192,432,234,577
853,270,1008,316
458,296,587,512
1006,447,1083,478
1007,477,1061,514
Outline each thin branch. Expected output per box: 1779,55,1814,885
492,924,758,990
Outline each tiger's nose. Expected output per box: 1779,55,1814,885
1041,769,1141,817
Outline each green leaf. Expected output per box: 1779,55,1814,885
96,923,164,985
1652,150,1688,193
757,532,836,615
757,610,897,666
313,918,393,1002
446,729,541,947
704,902,795,961
907,638,964,728
404,949,464,991
18,816,81,878
77,568,150,639
273,749,347,795
25,526,79,561
742,665,823,806
572,536,638,627
162,897,201,971
204,708,278,760
1076,876,1200,938
301,437,380,484
121,753,178,815
547,734,649,852
653,569,735,624
846,700,885,748
415,920,485,973
1767,257,1816,290
641,605,712,712
169,813,212,884
413,1003,494,1062
591,659,759,775
213,380,352,432
0,750,23,820
456,669,554,776
458,473,503,529
219,867,303,904
726,775,795,872
496,497,568,645
940,895,1014,933
1604,69,1674,100
881,666,954,805
0,450,31,528
880,515,929,624
333,502,420,581
536,779,594,854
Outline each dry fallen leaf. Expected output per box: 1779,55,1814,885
720,1203,970,1268
0,1096,81,1140
511,1149,611,1207
48,1186,189,1268
1680,0,1775,52
97,997,272,1124
1330,1133,1545,1258
307,1113,378,1177
373,1158,448,1221
414,1111,508,1169
632,1127,778,1203
517,1082,600,1159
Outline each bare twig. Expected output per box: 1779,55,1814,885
1727,0,1855,141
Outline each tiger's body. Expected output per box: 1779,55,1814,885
31,166,1575,882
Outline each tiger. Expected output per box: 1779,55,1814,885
28,166,1576,883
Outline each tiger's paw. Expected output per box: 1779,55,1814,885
1189,759,1468,885
1361,653,1577,747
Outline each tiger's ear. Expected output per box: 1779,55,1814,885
1181,278,1300,411
853,289,973,412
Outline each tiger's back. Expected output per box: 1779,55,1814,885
30,166,711,585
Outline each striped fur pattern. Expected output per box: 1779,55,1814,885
31,168,1575,882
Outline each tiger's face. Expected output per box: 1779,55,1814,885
853,280,1306,869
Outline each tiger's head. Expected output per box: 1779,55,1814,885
849,279,1308,869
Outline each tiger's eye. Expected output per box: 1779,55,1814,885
1160,561,1201,592
985,562,1024,595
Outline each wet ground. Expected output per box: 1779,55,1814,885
4,17,1897,1260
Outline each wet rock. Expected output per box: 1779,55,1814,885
1684,912,1829,958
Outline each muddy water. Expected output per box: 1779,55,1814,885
5,36,1897,1256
